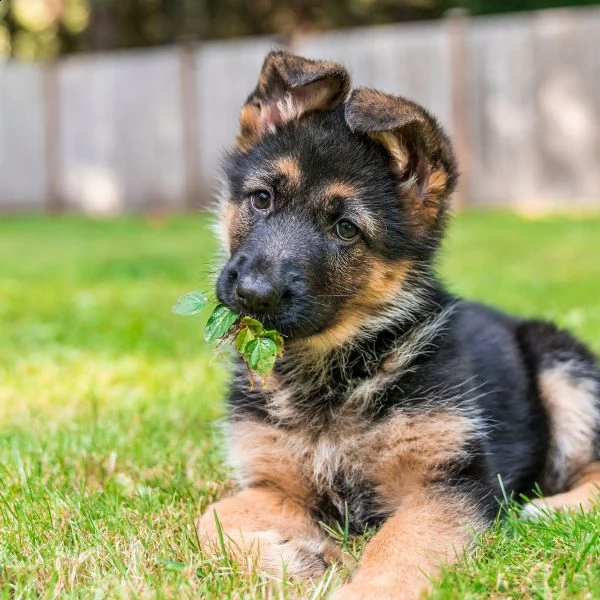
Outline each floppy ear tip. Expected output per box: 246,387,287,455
344,87,419,134
269,52,351,95
343,101,359,133
344,88,383,133
257,49,290,84
262,48,292,66
324,67,351,95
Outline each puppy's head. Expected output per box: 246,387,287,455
216,51,457,348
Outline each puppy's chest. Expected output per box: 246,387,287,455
226,409,473,530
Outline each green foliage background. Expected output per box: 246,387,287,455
1,0,600,60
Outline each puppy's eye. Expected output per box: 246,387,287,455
250,191,272,211
334,219,360,242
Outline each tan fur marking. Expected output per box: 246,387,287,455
413,167,449,227
371,413,474,512
362,259,411,310
218,200,236,250
225,201,252,253
239,104,259,133
369,134,448,234
321,181,383,237
237,104,262,151
332,492,481,599
273,155,302,188
276,92,305,123
575,461,600,487
399,176,443,237
427,168,449,200
196,487,342,578
322,181,359,200
227,410,473,513
305,259,412,353
212,395,476,588
370,131,409,176
226,419,313,505
305,306,370,354
538,362,599,491
523,462,600,519
301,80,340,112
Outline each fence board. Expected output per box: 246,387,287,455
532,9,600,209
0,63,47,211
195,37,280,200
0,6,599,213
58,48,186,215
465,13,540,208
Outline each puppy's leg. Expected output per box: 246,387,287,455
331,490,484,600
522,462,600,519
517,321,600,519
196,486,341,579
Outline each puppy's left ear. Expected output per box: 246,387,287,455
345,88,458,232
238,51,350,151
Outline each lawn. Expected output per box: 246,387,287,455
0,212,599,598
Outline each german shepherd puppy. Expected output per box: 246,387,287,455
196,51,600,598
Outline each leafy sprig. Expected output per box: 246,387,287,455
172,291,284,384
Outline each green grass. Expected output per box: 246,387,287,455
0,212,599,598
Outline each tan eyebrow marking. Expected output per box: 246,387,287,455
322,180,384,237
273,156,302,188
322,181,359,200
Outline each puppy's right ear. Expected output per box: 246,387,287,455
237,51,350,151
345,88,457,235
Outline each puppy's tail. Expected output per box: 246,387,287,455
517,320,600,494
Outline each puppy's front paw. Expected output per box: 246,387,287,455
331,573,429,600
520,499,555,522
196,492,344,579
198,519,340,579
261,533,337,579
331,580,398,600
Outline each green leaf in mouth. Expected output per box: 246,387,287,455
245,336,279,376
173,290,285,383
239,316,265,336
204,303,240,343
171,290,210,316
262,329,285,355
235,326,256,353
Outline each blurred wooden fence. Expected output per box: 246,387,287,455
1,7,599,214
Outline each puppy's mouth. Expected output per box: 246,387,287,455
227,304,315,339
216,290,324,340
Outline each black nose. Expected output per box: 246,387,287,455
236,274,282,314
